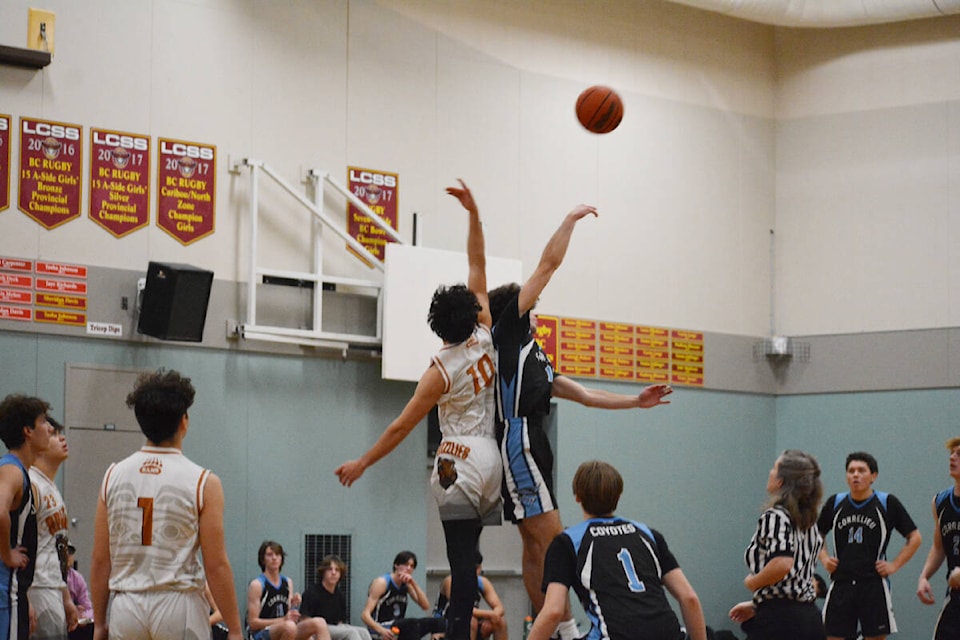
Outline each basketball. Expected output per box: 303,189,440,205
575,85,624,134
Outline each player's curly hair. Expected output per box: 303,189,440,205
0,394,51,450
428,284,480,344
767,449,822,531
487,283,522,327
126,369,195,444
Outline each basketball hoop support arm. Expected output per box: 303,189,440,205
229,157,395,352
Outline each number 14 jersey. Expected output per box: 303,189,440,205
817,491,917,581
100,446,209,591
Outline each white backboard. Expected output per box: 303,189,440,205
382,243,522,382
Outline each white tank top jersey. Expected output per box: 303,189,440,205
431,325,496,439
100,446,209,592
28,468,68,589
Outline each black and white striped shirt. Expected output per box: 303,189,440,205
745,506,823,604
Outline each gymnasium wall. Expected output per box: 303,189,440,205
774,18,960,335
0,329,775,632
1,0,959,637
0,330,430,624
0,0,777,338
776,389,960,639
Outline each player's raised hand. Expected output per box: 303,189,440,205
568,204,598,221
335,459,366,487
446,179,478,214
638,384,672,409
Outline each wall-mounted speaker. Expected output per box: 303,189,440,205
137,262,214,342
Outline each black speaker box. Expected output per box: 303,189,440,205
137,262,214,342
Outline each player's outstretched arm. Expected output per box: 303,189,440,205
918,498,946,604
551,377,672,410
516,205,597,316
335,366,445,486
446,180,491,328
199,473,244,640
662,569,707,640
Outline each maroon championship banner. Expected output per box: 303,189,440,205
0,115,10,213
157,137,215,245
18,117,83,229
89,128,151,237
347,167,398,262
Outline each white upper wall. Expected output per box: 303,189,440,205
0,0,778,337
379,0,776,117
773,16,960,335
11,2,957,338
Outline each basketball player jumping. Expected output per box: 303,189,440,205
336,180,501,640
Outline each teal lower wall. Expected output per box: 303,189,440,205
551,387,776,632
0,330,427,619
776,390,960,639
3,329,950,636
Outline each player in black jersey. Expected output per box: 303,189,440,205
487,204,672,640
361,551,443,640
817,452,921,640
247,540,330,640
918,437,960,639
526,460,706,640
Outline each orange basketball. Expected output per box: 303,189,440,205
575,85,624,134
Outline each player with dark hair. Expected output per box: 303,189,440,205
90,369,243,640
28,415,80,640
817,451,921,640
247,540,329,640
361,551,441,640
486,205,672,639
337,181,501,640
0,394,54,640
430,285,482,344
917,437,960,639
526,460,706,640
730,450,825,639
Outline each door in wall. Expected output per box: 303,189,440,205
62,364,148,577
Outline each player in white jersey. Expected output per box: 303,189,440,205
28,417,78,640
337,180,500,640
90,369,243,640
